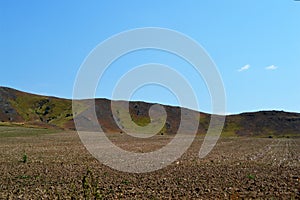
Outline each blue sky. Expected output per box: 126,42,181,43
0,1,299,114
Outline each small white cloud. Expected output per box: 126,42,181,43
238,64,250,72
265,65,278,70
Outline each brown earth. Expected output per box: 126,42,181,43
0,129,299,199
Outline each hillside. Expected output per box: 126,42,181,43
0,86,299,137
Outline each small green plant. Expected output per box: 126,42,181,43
82,169,102,199
121,179,130,185
17,174,30,179
247,174,255,180
22,153,28,163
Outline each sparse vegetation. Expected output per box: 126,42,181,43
121,179,130,185
17,174,31,179
0,126,58,137
247,174,255,180
1,87,300,138
22,153,27,163
82,169,102,199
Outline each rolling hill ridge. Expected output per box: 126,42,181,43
0,86,299,137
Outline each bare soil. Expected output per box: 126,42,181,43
0,131,299,199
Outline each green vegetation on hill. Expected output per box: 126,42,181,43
9,91,73,128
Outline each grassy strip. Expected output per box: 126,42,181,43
0,125,59,137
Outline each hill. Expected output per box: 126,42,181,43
0,86,299,137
